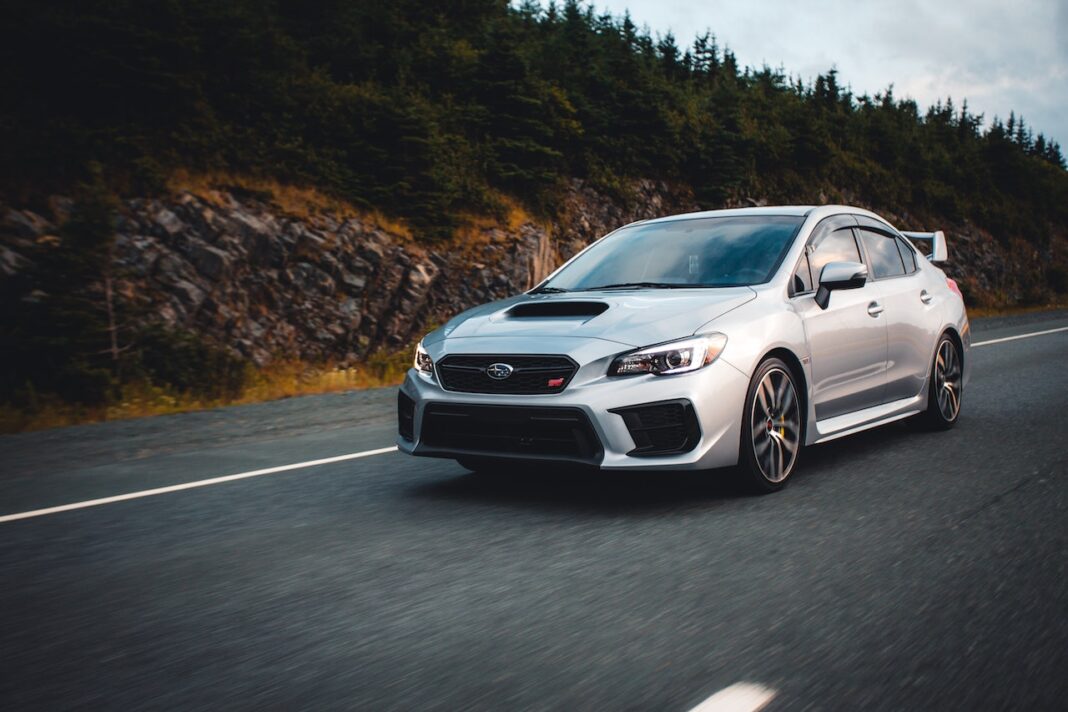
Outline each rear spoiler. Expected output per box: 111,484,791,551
901,230,947,263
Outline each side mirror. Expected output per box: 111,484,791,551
815,261,868,310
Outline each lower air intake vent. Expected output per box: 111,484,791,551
610,399,701,456
420,403,603,465
507,301,609,318
397,391,415,441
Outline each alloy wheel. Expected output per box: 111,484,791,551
750,367,801,483
935,339,962,421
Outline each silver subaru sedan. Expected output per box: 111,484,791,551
397,205,970,492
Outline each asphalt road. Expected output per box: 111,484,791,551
1,311,1066,711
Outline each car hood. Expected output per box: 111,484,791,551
424,287,756,348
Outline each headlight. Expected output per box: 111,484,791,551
609,333,727,377
414,341,434,375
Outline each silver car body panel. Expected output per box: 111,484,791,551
398,205,971,470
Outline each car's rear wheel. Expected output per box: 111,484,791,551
918,334,962,430
738,358,803,493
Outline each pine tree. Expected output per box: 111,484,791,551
9,171,119,403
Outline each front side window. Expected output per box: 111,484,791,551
858,228,906,279
804,227,862,290
793,251,813,293
539,216,805,291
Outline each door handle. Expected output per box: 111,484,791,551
867,301,884,317
920,289,933,304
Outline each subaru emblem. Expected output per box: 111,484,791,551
485,363,514,380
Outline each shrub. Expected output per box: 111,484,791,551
134,325,250,400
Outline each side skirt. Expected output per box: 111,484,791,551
810,395,925,445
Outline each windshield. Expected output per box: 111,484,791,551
539,216,805,291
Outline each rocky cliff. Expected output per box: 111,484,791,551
1,180,1061,369
1,180,696,367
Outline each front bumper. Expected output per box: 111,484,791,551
396,356,749,471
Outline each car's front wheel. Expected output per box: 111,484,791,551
738,358,803,493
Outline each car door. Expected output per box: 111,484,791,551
791,215,888,421
854,218,941,404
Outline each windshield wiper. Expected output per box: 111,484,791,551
529,286,569,294
579,282,693,291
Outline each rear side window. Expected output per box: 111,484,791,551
895,236,917,273
858,229,906,279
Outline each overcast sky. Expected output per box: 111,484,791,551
549,0,1068,144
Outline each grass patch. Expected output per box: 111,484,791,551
167,169,414,240
967,301,1068,318
450,193,548,254
0,347,413,434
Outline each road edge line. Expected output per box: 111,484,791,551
0,446,398,523
972,325,1068,347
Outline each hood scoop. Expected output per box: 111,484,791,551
507,301,609,318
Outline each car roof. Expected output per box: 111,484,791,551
635,204,890,226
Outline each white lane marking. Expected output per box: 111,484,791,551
0,446,398,524
972,325,1068,347
688,682,777,712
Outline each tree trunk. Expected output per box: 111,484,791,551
104,270,119,374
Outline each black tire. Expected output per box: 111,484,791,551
918,334,963,430
737,357,804,493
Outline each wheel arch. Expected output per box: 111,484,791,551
924,325,964,383
942,326,964,367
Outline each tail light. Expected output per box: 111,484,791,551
946,278,962,299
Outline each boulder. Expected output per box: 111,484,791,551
285,262,335,295
154,208,185,236
189,240,234,281
172,279,206,309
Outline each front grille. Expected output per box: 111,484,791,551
420,403,603,464
397,391,415,441
610,399,701,456
437,354,577,394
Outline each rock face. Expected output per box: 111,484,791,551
0,181,1060,367
0,180,696,365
